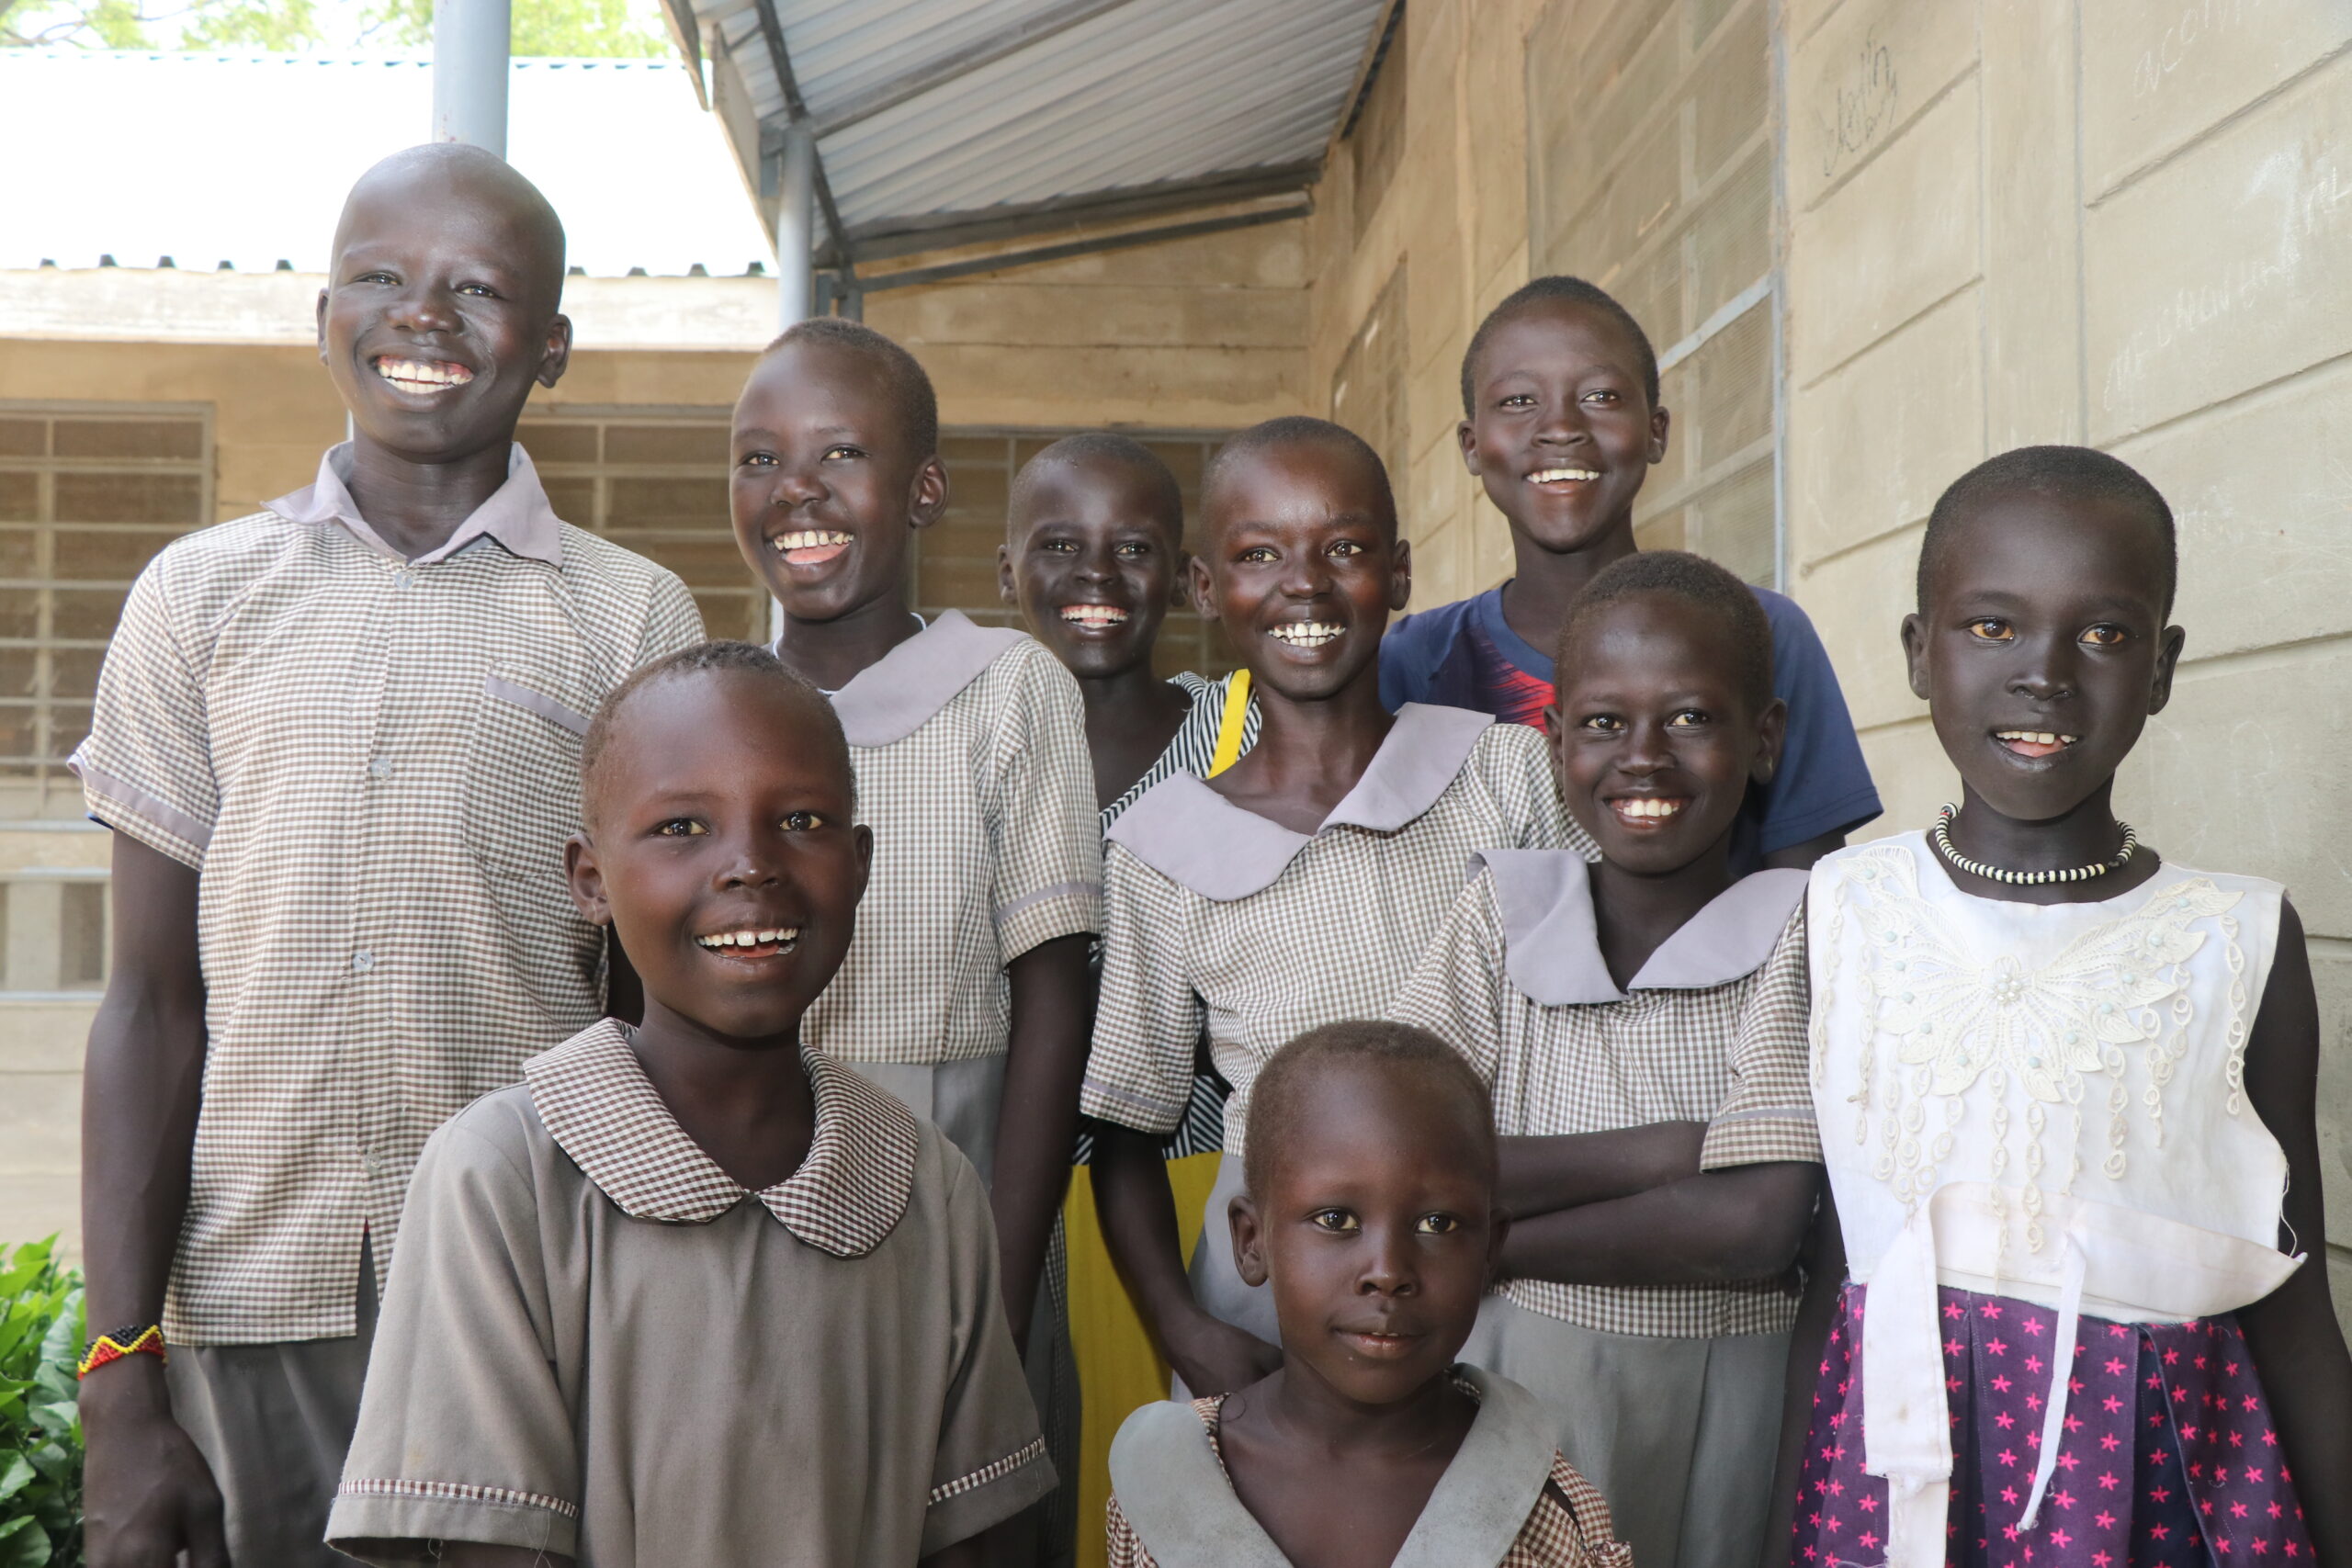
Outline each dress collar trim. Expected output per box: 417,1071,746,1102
525,1019,917,1257
1476,849,1807,1003
800,609,1027,747
1105,703,1493,901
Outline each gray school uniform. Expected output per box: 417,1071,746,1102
326,1020,1053,1566
1387,852,1820,1568
1103,1366,1628,1567
793,610,1102,1563
1080,705,1578,1345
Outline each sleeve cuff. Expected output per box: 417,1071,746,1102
1699,1111,1824,1171
997,881,1102,959
74,755,209,869
922,1436,1057,1556
1080,1076,1188,1136
327,1480,578,1564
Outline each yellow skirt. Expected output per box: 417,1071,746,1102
1061,1152,1225,1568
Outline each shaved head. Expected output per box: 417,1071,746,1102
335,143,567,311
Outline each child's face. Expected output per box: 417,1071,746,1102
1231,1064,1501,1407
1459,301,1667,555
1902,492,2183,826
1191,445,1409,704
999,457,1185,682
1548,593,1785,876
730,341,947,626
566,671,871,1043
317,163,570,464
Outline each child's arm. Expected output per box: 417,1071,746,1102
1497,1122,1708,1216
1091,1121,1282,1395
78,835,228,1568
989,931,1092,1343
1764,1186,1846,1568
1498,1161,1819,1285
2233,899,2352,1565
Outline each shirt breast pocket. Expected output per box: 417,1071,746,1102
465,663,604,1018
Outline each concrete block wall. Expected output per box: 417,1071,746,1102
1778,0,2352,1319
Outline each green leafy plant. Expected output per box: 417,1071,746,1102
0,1238,84,1568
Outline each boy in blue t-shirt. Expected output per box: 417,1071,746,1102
1380,276,1878,872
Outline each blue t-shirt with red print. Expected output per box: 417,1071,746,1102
1378,581,1881,874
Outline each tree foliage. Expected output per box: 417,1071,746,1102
1,0,670,56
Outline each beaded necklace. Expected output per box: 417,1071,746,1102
1930,802,2136,886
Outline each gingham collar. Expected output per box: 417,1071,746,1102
525,1019,918,1257
270,442,565,567
1476,849,1806,1004
815,609,1026,747
1105,703,1494,901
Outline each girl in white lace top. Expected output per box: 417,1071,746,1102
1770,447,2350,1568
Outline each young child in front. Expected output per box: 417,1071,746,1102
999,431,1259,1161
1105,1020,1629,1568
325,643,1051,1566
1080,416,1575,1400
1773,447,2352,1568
731,320,1099,1560
1389,549,1825,1568
1381,275,1878,873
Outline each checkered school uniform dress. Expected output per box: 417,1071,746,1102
328,1020,1053,1565
1071,669,1260,1165
1080,704,1579,1163
1389,852,1822,1338
1104,1367,1629,1567
71,444,702,1346
797,611,1102,1067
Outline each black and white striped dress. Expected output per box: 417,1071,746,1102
1076,671,1258,1163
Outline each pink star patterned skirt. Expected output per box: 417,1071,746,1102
1786,1283,2313,1568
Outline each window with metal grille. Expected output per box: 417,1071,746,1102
518,411,1241,678
0,402,215,815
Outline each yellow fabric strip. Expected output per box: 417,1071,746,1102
1207,669,1251,778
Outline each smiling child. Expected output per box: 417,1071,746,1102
71,145,703,1567
1773,448,2352,1568
1105,1021,1628,1567
729,319,1098,1561
1380,276,1878,874
1080,417,1578,1400
325,643,1051,1567
1391,549,1824,1568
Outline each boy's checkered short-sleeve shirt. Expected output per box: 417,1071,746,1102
797,613,1102,1065
1080,705,1582,1159
71,445,703,1346
1387,851,1821,1337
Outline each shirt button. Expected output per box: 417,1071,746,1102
351,950,375,974
368,757,394,781
362,1152,383,1174
392,570,415,589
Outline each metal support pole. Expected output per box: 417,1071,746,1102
774,120,817,328
432,0,513,155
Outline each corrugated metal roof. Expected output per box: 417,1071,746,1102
0,51,772,276
683,0,1385,255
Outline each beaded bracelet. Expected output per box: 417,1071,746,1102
78,1323,167,1380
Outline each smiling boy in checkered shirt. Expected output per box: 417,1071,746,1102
1387,550,1825,1568
327,644,1051,1567
71,146,702,1568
